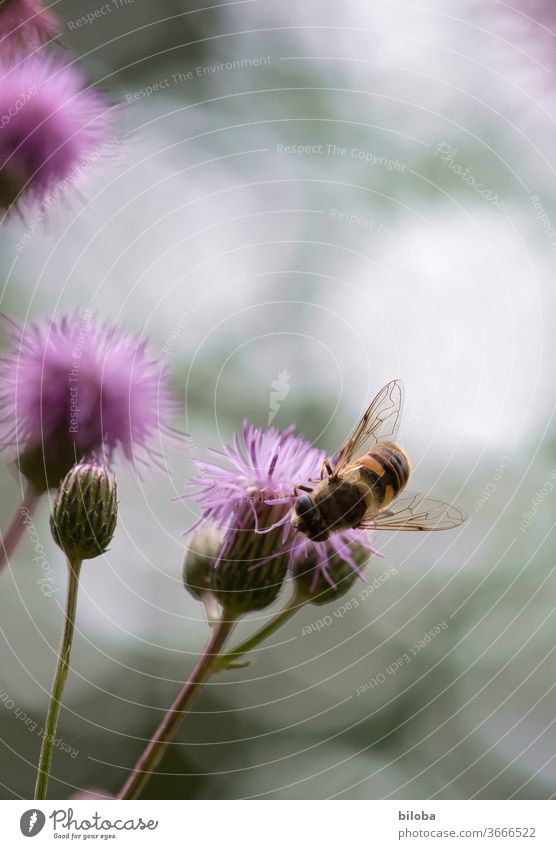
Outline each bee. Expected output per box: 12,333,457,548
291,380,466,542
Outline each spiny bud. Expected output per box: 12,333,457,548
211,504,289,616
50,463,117,561
0,169,26,212
183,525,223,601
292,542,371,605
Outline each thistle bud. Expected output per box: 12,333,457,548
212,504,289,616
183,525,223,601
183,525,223,624
0,169,26,212
292,540,371,605
50,463,117,561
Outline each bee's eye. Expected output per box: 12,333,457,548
295,494,313,516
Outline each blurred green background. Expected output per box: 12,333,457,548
1,0,556,800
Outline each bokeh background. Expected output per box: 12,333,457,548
1,0,556,800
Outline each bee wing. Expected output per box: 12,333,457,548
331,380,404,476
360,491,467,531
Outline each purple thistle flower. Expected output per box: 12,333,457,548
501,1,556,70
187,421,377,604
0,54,112,213
508,0,556,26
0,0,61,61
292,528,378,595
0,313,178,492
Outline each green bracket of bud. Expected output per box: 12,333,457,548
216,656,254,671
50,463,118,561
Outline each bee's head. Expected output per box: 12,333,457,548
291,493,329,542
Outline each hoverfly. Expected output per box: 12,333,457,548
291,380,466,542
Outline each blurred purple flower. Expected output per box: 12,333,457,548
510,0,555,27
0,313,178,492
0,0,60,61
503,1,556,66
188,421,377,589
0,54,112,213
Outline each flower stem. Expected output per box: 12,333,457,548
117,614,237,801
34,557,82,800
214,589,308,671
117,591,310,800
0,483,40,579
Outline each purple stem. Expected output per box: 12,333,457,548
0,484,40,579
117,615,236,800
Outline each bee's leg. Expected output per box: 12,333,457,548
320,459,334,479
294,484,313,496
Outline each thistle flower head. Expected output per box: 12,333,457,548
187,421,378,609
292,533,372,604
190,421,322,534
0,0,60,61
0,313,178,492
0,54,112,213
50,463,117,562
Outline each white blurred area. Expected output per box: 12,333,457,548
4,0,554,451
1,0,556,799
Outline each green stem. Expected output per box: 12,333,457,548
117,614,237,801
34,558,82,800
214,589,308,671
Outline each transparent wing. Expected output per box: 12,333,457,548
331,380,404,476
360,491,467,531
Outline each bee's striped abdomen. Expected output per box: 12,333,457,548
357,443,411,509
